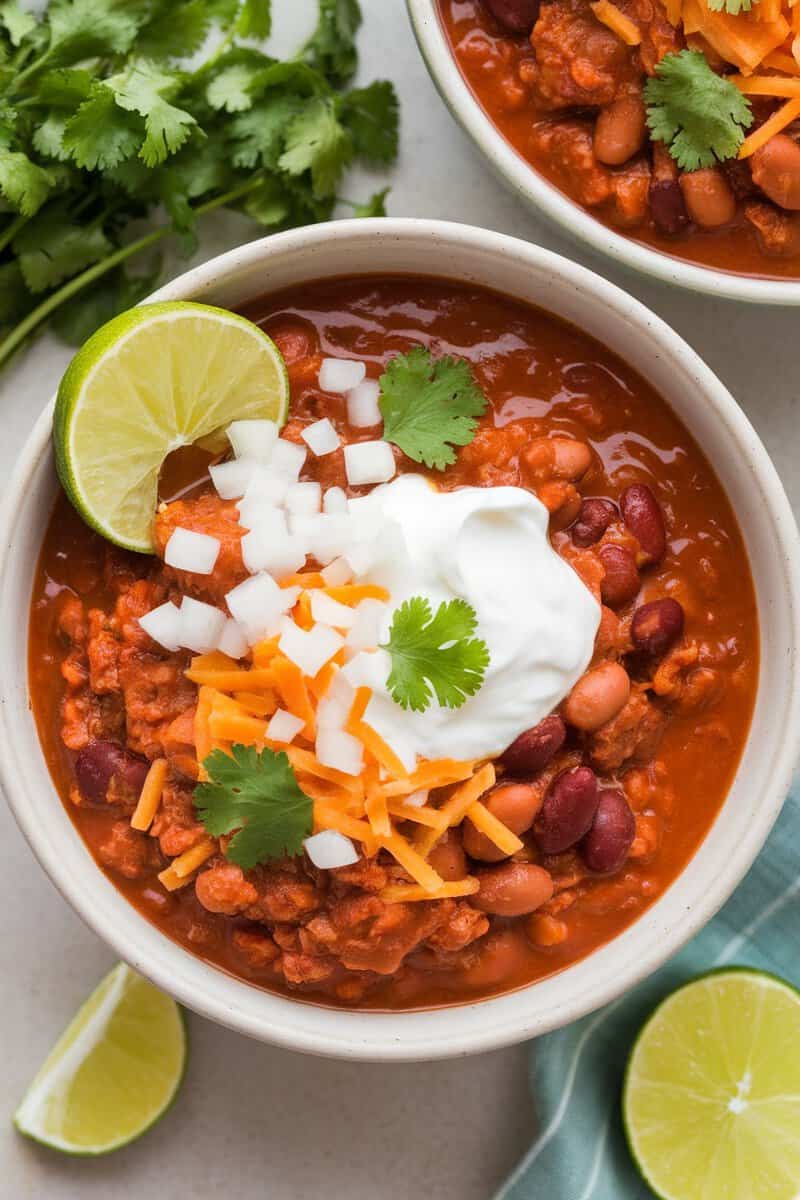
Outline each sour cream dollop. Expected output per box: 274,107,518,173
347,474,600,764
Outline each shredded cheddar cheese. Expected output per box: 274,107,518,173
740,96,800,154
590,0,642,44
130,757,168,832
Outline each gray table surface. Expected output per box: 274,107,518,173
1,2,798,1198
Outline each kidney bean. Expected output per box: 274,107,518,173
501,714,567,775
580,788,636,873
751,134,800,211
482,0,540,32
428,830,468,881
75,740,150,805
535,765,599,853
649,179,689,235
680,168,736,229
598,543,640,607
620,484,666,564
571,498,617,547
563,662,630,732
594,96,647,166
472,862,554,916
631,597,684,656
523,436,592,483
464,783,543,862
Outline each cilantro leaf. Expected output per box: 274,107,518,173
236,0,272,39
644,49,753,171
63,84,143,170
0,148,53,215
339,81,399,165
47,0,144,61
109,61,199,168
137,0,214,59
207,60,265,112
378,345,488,470
279,96,352,199
13,205,111,292
230,94,301,167
353,186,389,217
383,597,490,713
302,0,361,85
0,1,36,46
195,744,313,870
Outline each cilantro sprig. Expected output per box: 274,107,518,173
383,596,490,713
379,346,488,471
0,0,399,370
195,744,313,870
644,49,753,171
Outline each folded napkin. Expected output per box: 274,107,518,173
496,783,800,1200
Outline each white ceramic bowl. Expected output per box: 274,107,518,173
407,1,800,306
1,219,799,1061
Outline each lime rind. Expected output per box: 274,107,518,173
54,301,289,553
623,967,800,1200
14,963,186,1156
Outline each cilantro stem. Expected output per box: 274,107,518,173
0,213,28,256
0,176,264,370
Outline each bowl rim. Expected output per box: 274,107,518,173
2,217,800,1061
406,0,800,307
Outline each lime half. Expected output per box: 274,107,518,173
624,968,800,1200
14,963,186,1155
54,301,289,552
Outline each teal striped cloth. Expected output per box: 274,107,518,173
496,784,799,1200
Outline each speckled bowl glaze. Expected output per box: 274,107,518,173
1,219,798,1060
407,1,800,306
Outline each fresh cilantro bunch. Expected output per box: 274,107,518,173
0,0,399,366
383,596,490,713
644,49,752,171
196,743,313,869
379,345,488,471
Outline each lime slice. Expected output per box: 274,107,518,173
54,301,289,552
14,963,186,1155
623,968,800,1200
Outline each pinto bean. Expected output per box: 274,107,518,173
620,484,667,564
631,597,684,656
472,863,554,916
571,498,617,547
537,481,582,531
75,740,150,805
680,168,736,229
598,543,640,606
580,788,636,873
482,0,541,32
563,662,630,732
649,179,689,235
594,96,647,166
464,783,543,862
535,765,599,853
501,714,567,775
522,436,592,483
428,831,468,882
751,134,800,211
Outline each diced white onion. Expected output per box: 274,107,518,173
164,527,220,575
345,599,387,652
303,829,359,869
225,573,291,643
315,729,364,777
138,601,183,651
279,620,344,678
270,438,306,480
226,419,278,463
179,597,227,654
237,471,289,528
209,459,258,500
319,358,366,394
341,649,392,691
323,486,348,515
285,481,322,515
267,708,306,744
404,789,429,809
317,670,356,732
218,618,249,660
344,440,396,486
308,513,354,565
301,418,340,457
310,590,357,629
288,513,323,544
343,540,377,577
321,556,353,586
347,379,382,428
241,529,306,579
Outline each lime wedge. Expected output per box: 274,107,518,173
14,963,186,1155
54,301,289,552
623,968,800,1200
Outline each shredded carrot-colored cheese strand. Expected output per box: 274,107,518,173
172,837,217,878
187,667,275,690
281,572,325,589
130,758,168,832
590,0,642,44
208,710,268,744
354,720,410,779
323,583,390,604
380,878,480,903
193,686,215,778
731,73,800,94
271,656,316,738
379,758,477,798
379,832,446,893
233,690,278,717
740,97,800,155
287,746,364,792
365,790,392,837
467,800,525,856
386,800,449,830
314,802,379,854
414,763,496,857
